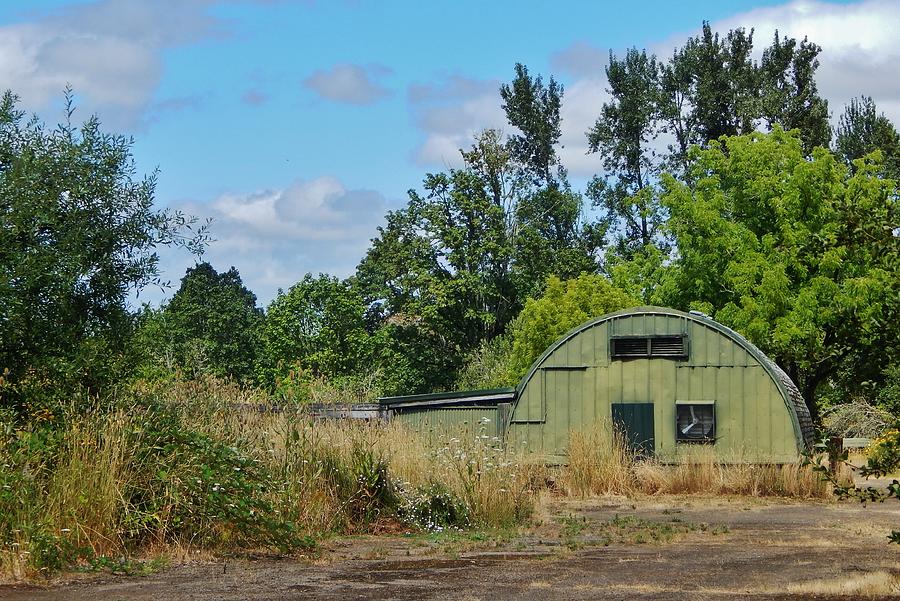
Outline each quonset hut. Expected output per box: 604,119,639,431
379,307,814,463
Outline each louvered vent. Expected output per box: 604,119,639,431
611,335,688,360
650,335,687,357
611,337,649,358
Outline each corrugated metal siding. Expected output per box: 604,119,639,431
509,311,803,463
394,407,502,443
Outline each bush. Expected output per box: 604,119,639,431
397,483,471,531
455,335,516,390
867,428,900,475
507,275,637,380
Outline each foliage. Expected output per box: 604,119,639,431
0,393,314,578
358,122,599,393
0,90,207,410
137,263,263,382
758,31,831,153
502,65,601,295
587,48,664,256
875,364,900,416
455,334,516,390
807,426,900,543
261,274,372,390
499,63,564,188
660,127,900,419
590,23,830,260
867,428,900,478
507,275,638,380
397,483,471,532
835,96,900,180
124,400,308,551
356,134,521,393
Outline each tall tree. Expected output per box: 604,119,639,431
587,48,664,255
660,128,900,420
501,65,601,295
687,23,759,145
499,63,564,189
145,263,262,382
0,90,206,403
356,133,523,392
834,96,900,180
657,43,701,177
261,274,371,386
760,32,831,152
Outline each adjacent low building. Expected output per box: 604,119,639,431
380,306,814,463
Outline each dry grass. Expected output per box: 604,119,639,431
0,381,852,581
2,377,546,580
786,568,900,597
44,410,135,555
558,421,835,500
636,446,835,498
558,421,637,496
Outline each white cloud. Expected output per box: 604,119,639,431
408,75,506,168
302,63,392,105
557,76,610,179
550,41,608,79
163,176,390,304
0,0,222,130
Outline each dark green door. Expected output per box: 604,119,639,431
611,403,655,456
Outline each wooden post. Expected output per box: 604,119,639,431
828,436,843,476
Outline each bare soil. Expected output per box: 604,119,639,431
2,495,898,600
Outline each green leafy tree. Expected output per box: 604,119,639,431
0,89,206,405
660,128,900,420
356,134,521,393
455,334,515,390
587,48,664,256
500,65,601,296
261,274,371,388
835,96,900,180
759,32,831,153
507,275,638,380
500,63,564,188
357,123,600,393
681,23,759,148
142,263,262,382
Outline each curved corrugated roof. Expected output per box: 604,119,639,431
516,306,815,451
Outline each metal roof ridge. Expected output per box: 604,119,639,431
378,386,516,406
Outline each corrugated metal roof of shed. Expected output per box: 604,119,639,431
379,387,516,409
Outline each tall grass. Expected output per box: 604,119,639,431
559,420,637,496
0,377,541,580
560,420,834,499
635,448,834,498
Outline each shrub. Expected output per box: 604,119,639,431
507,275,637,380
455,335,516,390
397,483,471,531
867,428,900,475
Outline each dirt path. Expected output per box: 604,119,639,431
3,497,899,600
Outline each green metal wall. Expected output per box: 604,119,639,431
393,406,505,444
508,313,801,463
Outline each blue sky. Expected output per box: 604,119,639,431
0,0,897,304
